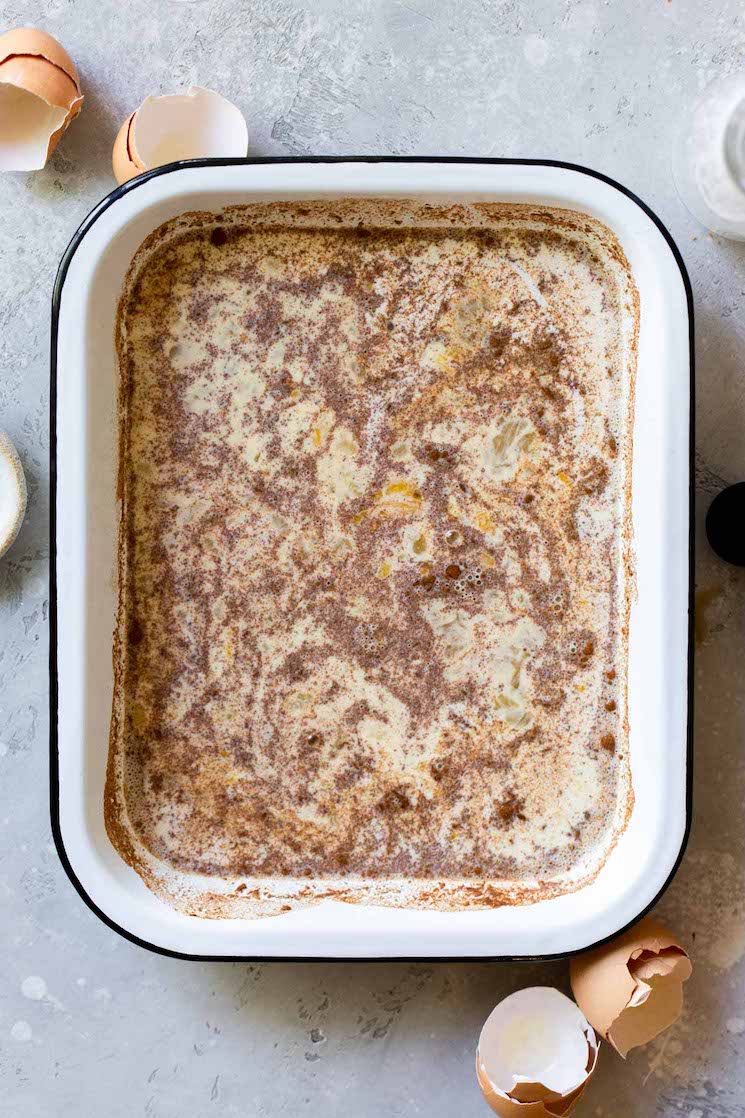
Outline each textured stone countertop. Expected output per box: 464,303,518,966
1,1,744,1115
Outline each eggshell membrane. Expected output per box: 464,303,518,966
569,916,692,1058
475,988,599,1118
0,431,27,558
112,86,247,185
0,27,83,171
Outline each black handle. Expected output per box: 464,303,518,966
705,483,745,566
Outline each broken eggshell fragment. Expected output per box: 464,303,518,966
0,26,83,171
0,431,27,558
112,85,248,184
569,916,692,1058
476,987,599,1117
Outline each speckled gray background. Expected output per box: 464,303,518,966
1,1,744,1115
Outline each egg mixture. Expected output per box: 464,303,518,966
106,199,638,916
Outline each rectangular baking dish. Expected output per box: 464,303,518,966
51,158,693,960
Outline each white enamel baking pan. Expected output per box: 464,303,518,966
51,159,693,960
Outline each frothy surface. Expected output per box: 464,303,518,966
108,200,637,915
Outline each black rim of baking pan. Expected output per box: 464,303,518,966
49,156,695,963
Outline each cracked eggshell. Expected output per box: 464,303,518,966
112,111,138,184
112,85,248,184
0,431,27,558
569,916,692,1058
0,27,83,171
476,987,599,1117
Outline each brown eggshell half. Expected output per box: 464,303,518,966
0,26,83,170
476,1050,597,1118
569,916,692,1057
112,112,142,184
111,86,248,184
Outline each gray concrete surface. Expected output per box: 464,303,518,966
1,0,745,1115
